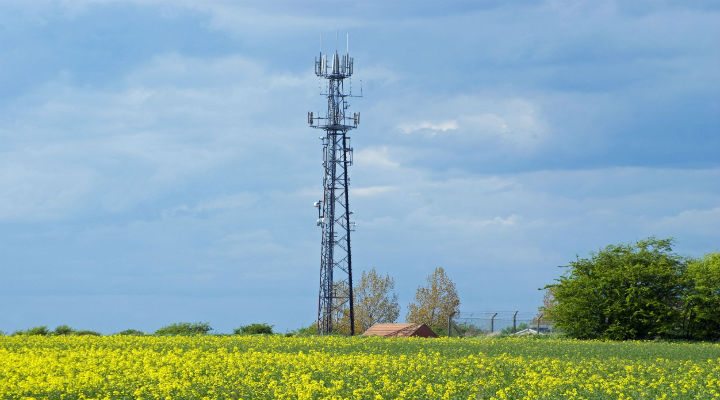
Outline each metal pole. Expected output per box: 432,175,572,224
513,311,518,333
447,312,455,337
490,313,498,333
537,312,543,332
343,132,354,336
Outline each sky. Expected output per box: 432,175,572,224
1,0,718,334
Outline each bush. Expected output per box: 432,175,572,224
54,325,75,335
155,322,212,336
234,323,273,335
116,329,145,336
75,330,101,336
289,323,318,336
15,326,50,336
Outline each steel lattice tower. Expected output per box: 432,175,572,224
308,43,361,335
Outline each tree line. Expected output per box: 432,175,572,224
7,322,274,337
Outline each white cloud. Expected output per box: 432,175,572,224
162,193,258,218
353,146,400,169
398,120,458,135
390,96,548,150
653,207,720,236
352,185,396,197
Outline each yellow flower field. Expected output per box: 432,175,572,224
1,335,719,399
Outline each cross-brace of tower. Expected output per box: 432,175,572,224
308,44,361,335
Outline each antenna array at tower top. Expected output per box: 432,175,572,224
315,51,354,78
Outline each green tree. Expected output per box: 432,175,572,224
14,326,49,336
53,325,75,336
683,252,720,340
290,323,318,336
155,322,212,336
354,268,400,332
548,237,686,340
74,330,101,336
116,329,145,336
406,267,460,334
234,323,273,335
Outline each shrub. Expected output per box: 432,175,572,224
116,329,145,336
290,323,318,336
75,330,101,336
54,325,75,335
15,326,50,336
234,323,273,335
155,322,212,336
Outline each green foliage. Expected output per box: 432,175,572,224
116,329,145,336
154,322,212,336
53,325,75,335
75,330,101,336
548,238,687,340
14,326,50,336
290,323,318,336
683,252,720,340
234,323,274,335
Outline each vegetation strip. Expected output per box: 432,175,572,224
1,336,719,399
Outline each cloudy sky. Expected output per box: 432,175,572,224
1,0,718,333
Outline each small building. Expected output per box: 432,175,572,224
362,323,438,338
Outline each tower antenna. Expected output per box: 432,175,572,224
308,35,362,335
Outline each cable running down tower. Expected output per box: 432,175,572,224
308,40,361,335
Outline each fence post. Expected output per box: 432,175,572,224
513,311,518,333
537,313,543,332
490,313,498,333
447,312,455,337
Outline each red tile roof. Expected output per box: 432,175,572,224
362,323,438,338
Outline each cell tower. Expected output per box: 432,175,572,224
308,36,361,335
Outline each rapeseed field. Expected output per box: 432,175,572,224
1,335,719,399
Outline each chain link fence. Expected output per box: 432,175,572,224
449,311,553,337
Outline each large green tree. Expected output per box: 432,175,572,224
683,252,720,340
548,238,686,340
407,267,460,334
